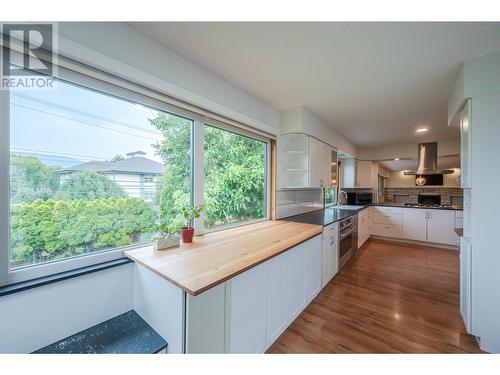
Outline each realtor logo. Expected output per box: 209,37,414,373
1,23,57,90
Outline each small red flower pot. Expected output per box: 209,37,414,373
180,227,195,243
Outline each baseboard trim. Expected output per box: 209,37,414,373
369,236,458,250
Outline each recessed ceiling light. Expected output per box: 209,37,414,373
394,158,400,161
331,162,337,165
416,127,429,134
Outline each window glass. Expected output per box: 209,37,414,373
204,124,266,229
9,74,191,269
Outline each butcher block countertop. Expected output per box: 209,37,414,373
124,220,322,296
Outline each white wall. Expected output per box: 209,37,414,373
386,169,461,188
449,49,500,353
0,264,133,353
280,106,358,157
448,50,500,125
57,22,280,136
469,92,500,353
111,173,142,198
133,263,184,353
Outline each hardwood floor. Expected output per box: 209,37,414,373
268,239,481,353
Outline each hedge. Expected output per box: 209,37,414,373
10,197,157,264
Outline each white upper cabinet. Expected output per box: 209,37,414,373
309,137,332,188
278,134,332,189
427,210,458,246
278,134,310,189
341,158,356,188
356,160,373,188
341,159,373,188
460,99,472,189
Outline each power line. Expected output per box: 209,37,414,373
11,102,160,142
12,92,164,136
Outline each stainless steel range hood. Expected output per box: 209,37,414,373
403,142,454,175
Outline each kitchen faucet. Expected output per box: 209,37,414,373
338,190,347,206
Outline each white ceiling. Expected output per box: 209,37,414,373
130,22,500,148
380,155,460,172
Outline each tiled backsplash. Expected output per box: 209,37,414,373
276,189,323,219
384,188,463,205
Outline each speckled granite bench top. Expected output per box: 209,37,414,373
33,310,167,354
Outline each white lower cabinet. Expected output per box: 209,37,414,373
427,210,458,245
286,242,307,320
460,236,472,333
358,207,371,247
225,265,266,353
321,223,339,287
402,208,427,241
304,236,322,304
373,207,402,238
223,234,322,353
263,253,288,348
376,207,460,246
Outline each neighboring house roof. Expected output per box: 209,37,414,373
60,156,165,175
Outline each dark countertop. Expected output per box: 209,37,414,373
283,206,367,227
455,228,464,237
373,202,463,210
33,310,168,354
282,203,463,227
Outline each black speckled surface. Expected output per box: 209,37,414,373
33,310,167,354
282,203,463,227
283,206,366,227
373,202,463,210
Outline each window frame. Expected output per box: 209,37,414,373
0,50,272,286
2,62,198,285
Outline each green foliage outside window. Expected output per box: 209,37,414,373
55,171,126,201
9,112,266,267
10,197,156,265
204,126,265,228
10,154,61,204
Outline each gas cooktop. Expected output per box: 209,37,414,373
403,203,452,208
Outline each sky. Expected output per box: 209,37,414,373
10,77,179,167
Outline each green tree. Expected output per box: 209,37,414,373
10,197,157,265
10,154,61,203
149,113,192,234
111,154,125,162
204,126,265,228
149,113,265,233
55,171,126,201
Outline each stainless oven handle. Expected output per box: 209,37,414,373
340,228,355,240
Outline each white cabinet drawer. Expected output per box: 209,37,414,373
373,212,402,226
373,223,402,238
373,206,403,215
322,223,338,244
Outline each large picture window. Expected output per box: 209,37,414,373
7,68,192,273
1,54,270,285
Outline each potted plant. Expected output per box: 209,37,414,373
181,204,204,243
152,226,180,251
